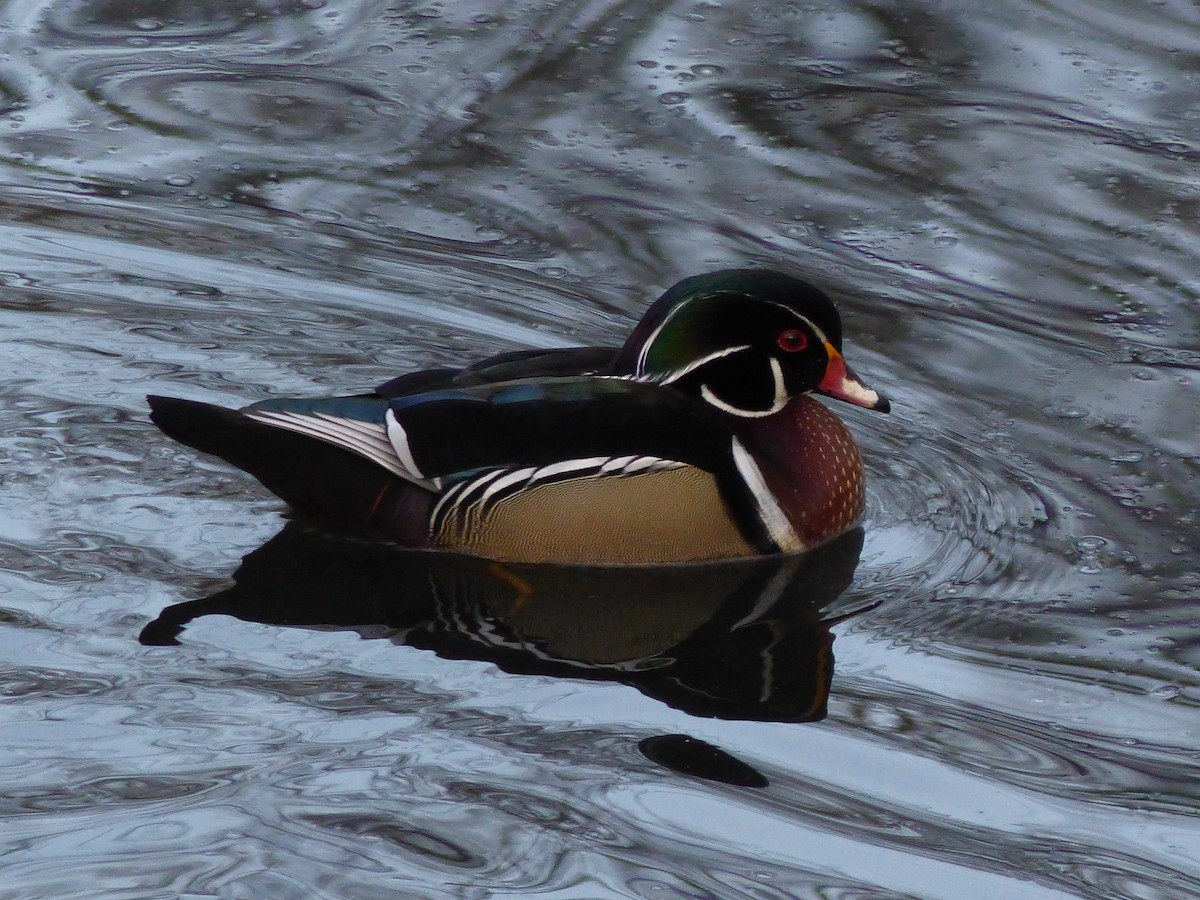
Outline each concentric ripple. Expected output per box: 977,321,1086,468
0,0,1197,897
79,64,405,143
43,0,319,44
854,412,1063,610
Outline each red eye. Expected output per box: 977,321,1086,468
777,328,808,352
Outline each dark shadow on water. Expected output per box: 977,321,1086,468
143,524,869,785
143,524,865,724
143,524,867,784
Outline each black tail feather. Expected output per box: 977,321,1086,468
147,395,433,542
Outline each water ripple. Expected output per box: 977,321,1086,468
74,62,404,143
43,0,321,45
1,0,1198,897
855,408,1064,610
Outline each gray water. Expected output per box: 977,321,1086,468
2,0,1198,897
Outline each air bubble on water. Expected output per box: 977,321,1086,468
1042,403,1089,419
1149,684,1182,700
1109,450,1144,463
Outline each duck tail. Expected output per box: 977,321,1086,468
147,395,433,543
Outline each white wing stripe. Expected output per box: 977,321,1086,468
249,410,374,458
244,409,419,483
601,455,637,473
246,410,363,449
532,457,612,481
431,468,507,533
480,467,538,504
317,413,388,440
384,409,425,481
457,467,507,501
431,456,690,533
622,456,672,474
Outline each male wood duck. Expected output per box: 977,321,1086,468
148,269,890,564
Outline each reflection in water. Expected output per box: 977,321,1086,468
142,525,865,724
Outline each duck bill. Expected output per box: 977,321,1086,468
818,343,891,412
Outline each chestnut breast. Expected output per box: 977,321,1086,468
740,395,866,547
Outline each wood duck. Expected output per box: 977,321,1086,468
148,269,890,564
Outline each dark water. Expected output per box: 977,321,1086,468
2,0,1198,896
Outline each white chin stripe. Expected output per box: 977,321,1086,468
700,356,789,418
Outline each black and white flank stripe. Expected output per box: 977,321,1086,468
430,454,686,537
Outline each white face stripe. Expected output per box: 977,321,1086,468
767,355,788,411
779,309,829,348
699,355,789,418
637,291,831,374
635,300,687,376
730,437,802,553
657,344,751,385
753,299,830,348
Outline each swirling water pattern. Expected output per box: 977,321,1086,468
0,0,1197,897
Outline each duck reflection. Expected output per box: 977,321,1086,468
142,524,864,723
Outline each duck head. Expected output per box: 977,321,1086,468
616,269,890,417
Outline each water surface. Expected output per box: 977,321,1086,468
1,0,1197,897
